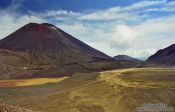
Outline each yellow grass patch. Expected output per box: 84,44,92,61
0,77,68,87
98,68,175,89
98,69,135,88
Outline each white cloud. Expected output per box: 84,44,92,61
123,0,166,11
26,0,175,22
166,1,175,6
107,25,138,50
0,11,45,38
0,0,175,60
79,7,129,21
29,0,167,22
145,0,175,12
145,7,175,12
79,6,136,21
133,16,175,37
79,0,167,21
57,15,175,59
31,10,81,21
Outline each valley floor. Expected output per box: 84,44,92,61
0,68,175,112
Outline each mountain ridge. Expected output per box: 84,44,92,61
0,23,133,79
114,55,140,61
0,23,112,66
147,44,175,65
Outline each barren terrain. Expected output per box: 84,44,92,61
0,68,174,112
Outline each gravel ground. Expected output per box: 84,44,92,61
0,103,38,112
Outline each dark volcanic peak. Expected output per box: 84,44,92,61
0,23,111,65
147,44,175,65
28,23,57,30
21,23,60,39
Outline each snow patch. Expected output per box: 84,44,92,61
49,26,57,31
49,26,63,35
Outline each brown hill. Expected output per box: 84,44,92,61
147,44,175,65
0,23,111,66
0,23,113,69
113,55,140,61
0,23,141,79
0,23,127,79
0,49,27,79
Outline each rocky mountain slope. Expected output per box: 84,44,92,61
0,23,134,79
147,44,175,65
0,23,111,66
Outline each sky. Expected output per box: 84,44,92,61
0,0,175,60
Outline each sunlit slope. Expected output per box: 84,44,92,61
99,68,175,89
0,77,67,87
0,68,174,112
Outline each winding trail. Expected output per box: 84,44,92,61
45,61,142,97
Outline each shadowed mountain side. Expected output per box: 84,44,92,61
0,23,145,79
114,55,140,61
0,23,126,79
0,59,140,79
0,23,111,66
0,49,29,79
147,44,175,65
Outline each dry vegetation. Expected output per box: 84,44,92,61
0,103,39,112
99,68,175,89
0,77,67,87
0,68,174,112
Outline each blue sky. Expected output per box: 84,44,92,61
0,0,147,11
0,0,175,60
